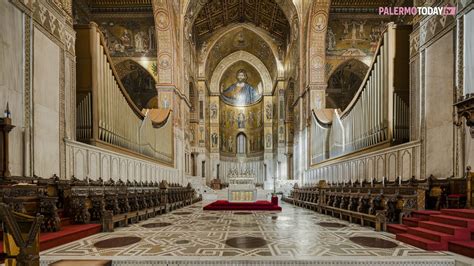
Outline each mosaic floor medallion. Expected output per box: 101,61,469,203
141,222,172,228
93,237,141,249
225,236,267,249
317,222,347,228
349,236,398,248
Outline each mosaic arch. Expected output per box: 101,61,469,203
114,60,158,110
210,51,272,95
198,24,283,79
325,59,369,111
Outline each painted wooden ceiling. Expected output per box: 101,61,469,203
193,0,290,43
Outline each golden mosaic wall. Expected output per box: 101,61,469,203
219,101,263,156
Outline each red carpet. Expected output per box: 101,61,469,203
388,209,474,258
203,200,282,211
0,223,102,253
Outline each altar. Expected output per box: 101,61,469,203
227,167,257,202
228,177,257,202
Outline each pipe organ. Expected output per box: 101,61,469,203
311,23,410,165
75,23,173,165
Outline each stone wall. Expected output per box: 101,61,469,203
424,30,455,178
1,0,76,178
33,28,61,177
0,1,24,176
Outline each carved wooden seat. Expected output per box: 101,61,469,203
286,178,428,231
2,184,61,232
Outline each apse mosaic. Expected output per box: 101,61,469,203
219,102,263,155
217,61,264,156
219,63,263,107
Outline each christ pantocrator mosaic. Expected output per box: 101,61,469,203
221,69,262,106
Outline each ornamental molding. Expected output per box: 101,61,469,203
11,0,75,55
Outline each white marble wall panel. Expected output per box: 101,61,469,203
425,30,454,178
0,1,24,176
304,141,421,185
33,28,60,177
66,140,180,184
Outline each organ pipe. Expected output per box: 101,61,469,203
310,23,411,164
75,23,173,164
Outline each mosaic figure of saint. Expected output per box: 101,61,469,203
237,112,246,128
221,69,261,106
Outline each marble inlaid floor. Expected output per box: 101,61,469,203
40,202,461,265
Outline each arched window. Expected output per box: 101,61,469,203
236,133,247,155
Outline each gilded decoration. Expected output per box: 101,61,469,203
325,15,388,77
326,59,369,110
308,1,330,84
326,18,387,57
203,27,278,81
212,57,267,157
96,17,157,57
210,51,272,95
114,60,158,110
219,63,263,106
219,101,263,156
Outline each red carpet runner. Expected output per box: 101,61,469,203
388,209,474,258
203,200,282,211
0,224,102,253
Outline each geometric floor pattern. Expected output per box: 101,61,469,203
40,202,461,265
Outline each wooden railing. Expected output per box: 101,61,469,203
75,23,173,165
311,23,410,165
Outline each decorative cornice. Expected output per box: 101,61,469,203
10,0,76,55
87,0,152,13
409,7,455,58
